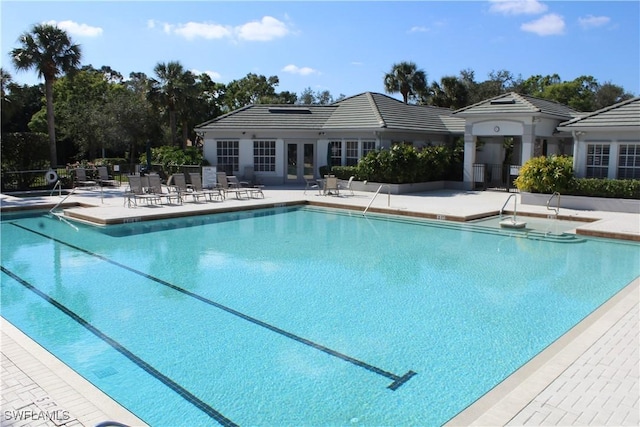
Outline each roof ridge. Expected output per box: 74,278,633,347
367,92,387,128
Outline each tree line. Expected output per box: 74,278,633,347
383,61,634,111
1,24,635,170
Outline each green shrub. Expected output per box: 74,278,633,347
516,155,639,199
330,166,358,180
572,178,640,199
514,155,575,193
139,146,208,173
354,144,453,184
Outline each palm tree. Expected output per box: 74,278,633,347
11,24,82,166
150,61,195,148
383,61,427,104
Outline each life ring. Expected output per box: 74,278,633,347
45,170,58,184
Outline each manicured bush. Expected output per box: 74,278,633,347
516,155,639,199
354,144,453,184
330,166,358,180
572,178,640,199
514,155,575,193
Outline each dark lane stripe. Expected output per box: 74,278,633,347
0,266,237,427
12,222,416,390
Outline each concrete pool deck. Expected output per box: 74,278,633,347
1,185,638,426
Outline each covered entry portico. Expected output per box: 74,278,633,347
454,93,577,190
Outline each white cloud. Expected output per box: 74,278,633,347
488,0,548,15
521,13,565,36
409,26,429,33
191,69,222,80
153,16,290,42
282,64,318,76
45,20,103,37
171,22,232,40
236,16,289,41
578,15,610,29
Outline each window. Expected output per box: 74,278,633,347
253,140,276,172
217,140,239,174
362,140,376,158
330,140,342,167
586,144,610,178
618,144,640,179
346,141,358,166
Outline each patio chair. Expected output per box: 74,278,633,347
304,177,320,195
148,174,182,205
323,176,340,196
74,168,97,188
97,166,119,187
188,172,224,201
339,176,355,196
170,173,209,203
216,172,250,199
242,166,259,185
124,175,162,206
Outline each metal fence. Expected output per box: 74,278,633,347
473,163,521,191
1,164,206,193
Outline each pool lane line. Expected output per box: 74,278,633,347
0,266,238,427
11,222,417,391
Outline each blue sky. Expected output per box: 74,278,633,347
2,1,639,101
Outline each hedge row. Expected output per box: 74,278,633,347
515,155,640,199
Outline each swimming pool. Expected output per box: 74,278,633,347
1,207,638,426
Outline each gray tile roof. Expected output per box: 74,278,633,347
196,104,336,130
453,92,580,119
558,97,640,129
196,92,465,134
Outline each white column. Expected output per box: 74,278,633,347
463,124,476,190
608,143,618,179
521,123,535,164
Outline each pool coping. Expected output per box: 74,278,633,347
447,276,639,426
1,317,148,427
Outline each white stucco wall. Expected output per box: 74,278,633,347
572,130,640,179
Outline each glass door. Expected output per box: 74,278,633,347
287,143,315,182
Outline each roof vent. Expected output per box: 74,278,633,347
490,99,516,105
268,107,311,114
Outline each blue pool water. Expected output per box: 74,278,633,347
1,207,638,426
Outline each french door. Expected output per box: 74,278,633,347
287,142,315,183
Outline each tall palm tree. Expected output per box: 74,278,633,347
150,61,195,148
11,23,82,166
383,61,427,104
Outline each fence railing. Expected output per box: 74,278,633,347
473,163,521,191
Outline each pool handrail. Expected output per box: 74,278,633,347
363,184,391,215
547,192,561,216
500,193,518,222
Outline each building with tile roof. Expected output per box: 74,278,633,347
558,97,640,179
196,92,464,185
196,92,639,189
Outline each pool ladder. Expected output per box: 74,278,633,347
547,192,561,216
49,187,79,231
500,193,518,221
